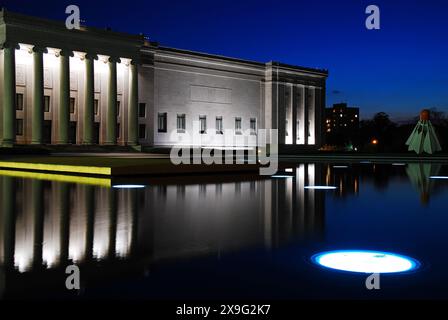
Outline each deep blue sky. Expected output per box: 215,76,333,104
3,0,448,120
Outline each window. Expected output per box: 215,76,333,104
117,101,121,117
235,117,242,134
44,95,50,112
177,114,186,133
70,98,76,114
139,124,146,139
216,116,223,134
139,103,146,118
117,123,121,138
16,119,23,135
94,99,99,115
158,112,167,132
199,115,206,134
16,93,24,110
250,118,256,135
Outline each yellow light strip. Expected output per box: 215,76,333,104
0,169,111,187
0,161,111,176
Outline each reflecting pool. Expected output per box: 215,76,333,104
0,162,448,299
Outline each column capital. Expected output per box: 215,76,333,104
31,46,48,54
58,49,74,57
0,42,19,50
83,53,98,60
108,56,121,64
130,59,141,66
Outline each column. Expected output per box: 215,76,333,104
1,43,18,147
32,46,47,144
83,53,96,144
106,57,120,145
127,61,138,146
304,87,309,145
58,50,73,144
292,85,298,145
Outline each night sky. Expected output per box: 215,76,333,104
2,0,448,120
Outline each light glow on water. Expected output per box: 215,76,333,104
112,184,146,189
271,175,293,179
312,250,420,274
304,186,337,190
429,176,448,180
333,165,348,169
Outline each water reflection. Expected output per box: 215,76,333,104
0,163,325,276
406,163,442,205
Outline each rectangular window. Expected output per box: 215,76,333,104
16,119,23,135
250,118,257,135
177,114,186,133
216,116,223,134
199,115,207,134
69,97,76,114
44,95,50,112
235,117,242,134
117,101,121,117
94,99,99,115
139,124,146,139
16,93,24,111
117,123,121,138
158,112,167,132
139,103,146,118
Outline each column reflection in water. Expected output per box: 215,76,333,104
0,165,325,275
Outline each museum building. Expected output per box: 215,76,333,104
0,9,328,150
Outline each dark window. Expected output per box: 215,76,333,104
250,118,257,135
139,103,146,118
69,98,76,114
117,123,121,138
158,112,167,132
216,116,223,134
16,119,23,135
94,99,99,115
235,117,242,134
44,95,50,112
117,101,121,117
199,115,206,134
177,114,186,132
139,124,146,139
16,93,24,110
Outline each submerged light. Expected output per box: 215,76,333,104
304,186,337,190
312,250,420,274
112,184,146,189
271,175,293,179
429,176,448,180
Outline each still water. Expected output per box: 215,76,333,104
0,162,447,299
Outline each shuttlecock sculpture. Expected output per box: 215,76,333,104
406,109,442,154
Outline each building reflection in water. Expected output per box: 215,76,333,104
0,164,325,277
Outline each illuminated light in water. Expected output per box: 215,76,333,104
112,184,146,189
304,186,337,190
392,163,407,166
359,161,371,164
429,176,448,180
271,175,293,179
285,168,293,172
312,250,420,274
333,165,348,169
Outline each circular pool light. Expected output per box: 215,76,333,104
312,250,420,274
112,184,146,189
304,186,337,190
429,176,448,180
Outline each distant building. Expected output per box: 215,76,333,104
325,103,359,149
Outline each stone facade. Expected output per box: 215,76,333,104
0,9,328,150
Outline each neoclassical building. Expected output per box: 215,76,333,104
0,9,328,150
